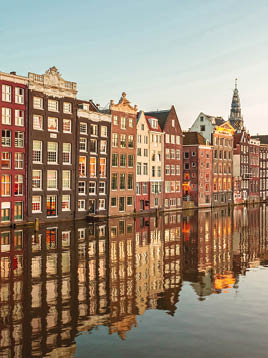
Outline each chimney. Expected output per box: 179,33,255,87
10,71,16,75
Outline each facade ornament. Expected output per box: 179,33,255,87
110,92,137,114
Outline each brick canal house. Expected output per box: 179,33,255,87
76,100,111,218
146,114,164,211
182,132,213,208
107,92,137,216
233,131,250,204
27,67,78,222
248,137,260,202
0,71,28,225
252,135,268,201
212,122,234,206
136,111,150,212
145,106,183,211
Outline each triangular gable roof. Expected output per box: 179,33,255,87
145,105,182,132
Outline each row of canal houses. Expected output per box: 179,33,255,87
0,68,267,225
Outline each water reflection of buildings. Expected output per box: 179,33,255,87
0,207,268,356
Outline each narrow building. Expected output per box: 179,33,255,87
182,132,213,208
190,112,225,143
0,71,28,225
251,135,268,201
146,114,164,211
248,138,260,202
76,100,111,218
136,111,150,212
27,67,77,222
212,122,234,206
107,92,137,216
145,106,183,211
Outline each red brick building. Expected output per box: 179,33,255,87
145,106,183,211
0,71,28,225
107,93,137,216
183,132,213,208
248,138,260,202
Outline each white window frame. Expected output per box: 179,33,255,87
33,115,43,130
62,170,71,190
32,170,42,190
32,196,42,213
48,99,59,112
2,85,11,102
15,87,24,104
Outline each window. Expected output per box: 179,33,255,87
176,165,180,175
166,134,170,143
63,119,72,133
15,87,24,104
120,174,125,190
79,157,86,177
184,152,189,159
15,132,24,148
137,148,142,156
32,196,41,213
112,153,118,167
137,162,141,175
62,195,71,211
99,199,106,210
33,115,43,130
111,197,117,207
129,118,133,127
128,174,133,190
89,182,96,194
63,102,72,114
176,136,180,145
113,116,118,125
1,152,11,169
200,125,205,131
14,175,23,195
48,117,58,132
1,175,11,196
143,163,148,175
99,182,105,194
33,96,43,109
172,119,175,127
80,123,87,134
78,199,85,211
63,143,71,164
33,141,42,163
121,117,126,129
136,183,141,195
101,126,107,137
78,181,86,195
128,135,134,148
120,154,126,167
127,197,133,206
144,148,148,157
143,183,148,194
32,170,42,190
99,158,106,177
90,139,97,153
89,157,96,177
79,138,87,152
48,100,59,112
112,133,118,147
47,170,57,190
100,140,107,153
62,171,71,190
90,124,98,136
47,195,57,216
152,166,155,177
171,149,175,159
15,153,24,169
166,149,170,159
47,142,58,164
2,108,11,125
2,85,11,102
111,173,117,190
157,166,161,177
2,130,11,147
120,134,127,148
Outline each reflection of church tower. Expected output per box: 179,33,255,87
229,79,244,131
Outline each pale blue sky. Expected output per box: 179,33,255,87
1,0,268,134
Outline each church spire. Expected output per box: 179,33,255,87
229,78,244,131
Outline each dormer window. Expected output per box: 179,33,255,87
200,116,204,122
150,118,157,129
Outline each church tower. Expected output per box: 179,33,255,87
229,78,244,131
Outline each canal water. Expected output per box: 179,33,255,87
0,205,268,358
